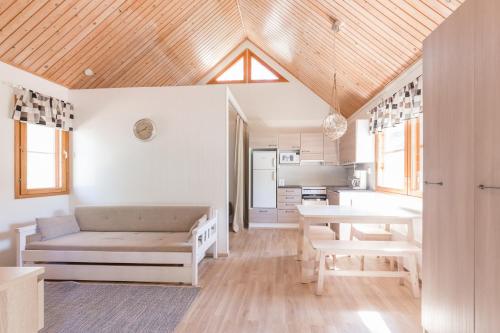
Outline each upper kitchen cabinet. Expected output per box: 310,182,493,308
250,134,278,149
323,134,339,165
300,133,324,161
339,119,374,165
278,134,301,150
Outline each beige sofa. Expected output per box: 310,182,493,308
16,206,218,286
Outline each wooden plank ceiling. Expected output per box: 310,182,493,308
0,0,464,117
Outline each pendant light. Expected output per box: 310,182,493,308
323,18,347,141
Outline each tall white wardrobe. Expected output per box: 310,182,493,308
422,0,500,332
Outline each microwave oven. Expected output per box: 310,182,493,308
279,152,300,164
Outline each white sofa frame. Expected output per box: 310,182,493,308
16,211,218,286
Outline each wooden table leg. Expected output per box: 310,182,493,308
300,219,317,283
316,251,326,295
297,216,304,261
408,254,420,298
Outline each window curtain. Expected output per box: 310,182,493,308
232,115,245,233
368,75,422,134
10,87,74,131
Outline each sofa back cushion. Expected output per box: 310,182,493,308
74,206,213,232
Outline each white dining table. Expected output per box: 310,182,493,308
296,205,421,283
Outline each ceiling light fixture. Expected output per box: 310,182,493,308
323,18,347,141
83,68,94,77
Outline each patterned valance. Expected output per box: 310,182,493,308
368,76,422,134
11,87,74,131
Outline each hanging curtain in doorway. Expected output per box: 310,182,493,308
10,87,74,131
368,75,422,134
233,115,245,233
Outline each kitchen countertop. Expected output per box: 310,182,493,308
326,186,373,193
277,185,369,191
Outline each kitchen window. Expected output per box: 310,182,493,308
375,117,422,197
14,121,70,198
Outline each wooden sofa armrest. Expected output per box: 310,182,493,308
192,211,218,238
190,210,218,286
16,224,37,267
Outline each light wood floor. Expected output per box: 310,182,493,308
176,229,421,333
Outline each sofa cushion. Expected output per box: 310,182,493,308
74,206,213,232
36,215,80,241
26,231,192,253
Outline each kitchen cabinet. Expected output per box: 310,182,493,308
278,134,301,150
323,135,339,165
277,188,301,223
338,119,374,165
278,209,300,223
300,133,323,161
278,188,301,196
249,208,277,224
249,134,278,149
326,189,340,205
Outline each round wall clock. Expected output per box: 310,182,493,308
133,118,156,141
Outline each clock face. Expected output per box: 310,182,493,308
133,118,156,141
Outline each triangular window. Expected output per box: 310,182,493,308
209,49,287,84
250,56,279,81
215,57,245,82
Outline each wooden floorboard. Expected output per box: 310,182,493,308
176,229,421,333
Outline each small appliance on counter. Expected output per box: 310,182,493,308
279,151,300,164
351,170,367,190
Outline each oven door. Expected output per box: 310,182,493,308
301,194,328,206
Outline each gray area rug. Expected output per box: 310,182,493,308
41,281,199,333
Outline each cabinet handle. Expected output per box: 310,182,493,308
478,184,500,190
424,181,443,186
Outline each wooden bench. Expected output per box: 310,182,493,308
350,225,393,270
310,239,421,297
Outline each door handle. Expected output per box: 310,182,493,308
478,184,500,190
424,181,443,186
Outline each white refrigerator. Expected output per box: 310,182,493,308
252,150,277,208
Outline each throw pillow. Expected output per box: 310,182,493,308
36,215,81,241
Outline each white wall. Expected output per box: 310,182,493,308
69,85,231,254
199,40,330,129
0,62,70,266
278,165,348,187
